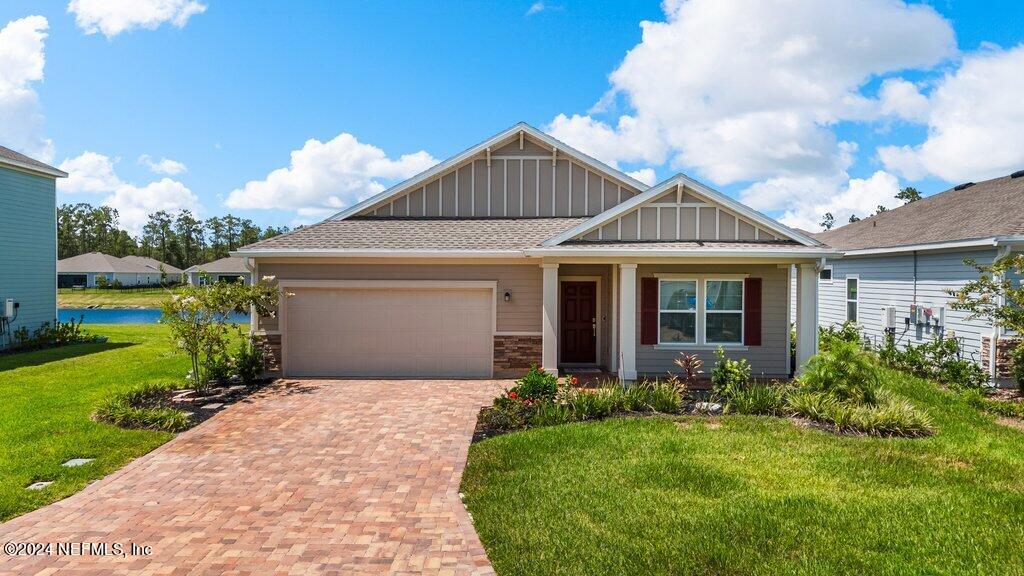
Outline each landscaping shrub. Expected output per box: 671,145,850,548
672,352,703,389
203,353,233,386
799,340,878,404
569,386,622,420
510,364,559,401
643,381,683,414
3,316,99,353
1011,343,1024,392
235,336,265,385
785,387,933,437
881,335,988,388
95,382,191,432
818,321,862,352
529,401,576,427
710,347,751,401
727,382,786,416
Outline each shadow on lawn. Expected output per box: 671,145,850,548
0,341,135,371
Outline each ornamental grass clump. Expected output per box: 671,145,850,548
94,381,191,433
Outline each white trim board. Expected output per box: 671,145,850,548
541,174,822,248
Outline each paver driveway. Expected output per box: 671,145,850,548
0,379,509,575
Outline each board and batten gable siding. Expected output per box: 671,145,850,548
357,139,642,219
255,261,542,334
0,166,56,348
820,248,998,365
581,187,781,242
635,264,790,378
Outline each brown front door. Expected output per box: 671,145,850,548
561,281,597,364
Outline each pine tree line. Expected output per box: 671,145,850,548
57,203,289,269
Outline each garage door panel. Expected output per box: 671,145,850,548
285,287,493,378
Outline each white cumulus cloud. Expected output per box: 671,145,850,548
550,0,954,186
0,15,53,161
57,151,201,235
68,0,207,38
744,170,903,232
879,44,1024,183
138,154,187,175
225,133,438,219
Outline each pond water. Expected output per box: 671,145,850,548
59,308,249,324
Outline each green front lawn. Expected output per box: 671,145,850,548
463,368,1024,575
0,325,188,521
58,287,181,308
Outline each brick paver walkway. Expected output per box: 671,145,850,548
0,379,509,575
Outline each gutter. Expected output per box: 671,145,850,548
232,247,840,259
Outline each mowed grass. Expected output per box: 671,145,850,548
462,368,1024,576
58,287,181,308
0,325,189,521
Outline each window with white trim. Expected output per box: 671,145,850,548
705,280,744,344
819,266,833,283
846,277,859,322
659,280,697,343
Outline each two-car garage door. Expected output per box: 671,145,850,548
283,286,494,378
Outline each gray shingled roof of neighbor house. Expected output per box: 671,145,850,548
58,252,157,274
118,255,184,274
0,145,67,177
237,218,590,252
184,256,251,274
814,172,1024,250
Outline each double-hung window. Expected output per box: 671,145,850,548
659,280,697,343
705,280,744,344
846,277,859,322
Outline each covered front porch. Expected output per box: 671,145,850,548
537,259,822,382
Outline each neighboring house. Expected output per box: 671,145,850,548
184,257,252,285
814,173,1024,385
0,146,67,349
235,123,836,380
119,255,184,284
57,252,173,288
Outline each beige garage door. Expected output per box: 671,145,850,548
284,287,494,378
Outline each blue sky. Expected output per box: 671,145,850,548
2,0,1023,233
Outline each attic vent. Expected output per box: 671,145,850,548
953,182,975,191
1011,170,1024,179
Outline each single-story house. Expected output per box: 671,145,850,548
57,252,173,288
119,255,183,284
814,173,1023,385
184,256,252,285
0,146,67,349
235,123,837,380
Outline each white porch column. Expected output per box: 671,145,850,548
618,263,638,381
541,263,559,375
795,263,819,375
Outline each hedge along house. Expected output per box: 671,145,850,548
234,124,836,380
0,146,67,350
814,173,1024,386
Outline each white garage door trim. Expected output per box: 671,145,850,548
279,280,498,378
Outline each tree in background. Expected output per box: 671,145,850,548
58,203,289,268
849,214,861,223
820,212,835,230
896,186,922,204
875,205,888,215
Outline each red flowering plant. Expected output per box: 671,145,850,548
507,364,559,401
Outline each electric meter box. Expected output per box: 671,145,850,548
3,299,14,318
881,305,896,329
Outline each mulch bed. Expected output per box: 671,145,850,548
144,378,276,429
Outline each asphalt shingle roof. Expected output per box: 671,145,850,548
119,255,184,274
184,256,250,274
0,145,66,176
237,218,590,252
58,253,158,274
813,173,1024,250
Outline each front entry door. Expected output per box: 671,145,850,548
561,281,597,364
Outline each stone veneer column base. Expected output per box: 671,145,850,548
493,335,543,378
981,335,1021,382
253,332,282,378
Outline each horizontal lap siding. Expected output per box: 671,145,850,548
0,167,56,348
821,249,997,365
257,262,542,333
635,264,789,378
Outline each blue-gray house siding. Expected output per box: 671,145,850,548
819,248,999,366
0,165,57,349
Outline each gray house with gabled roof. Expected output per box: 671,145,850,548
814,173,1024,385
235,123,837,380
